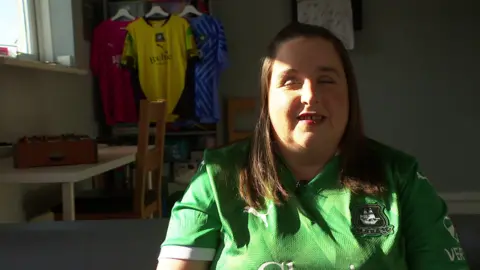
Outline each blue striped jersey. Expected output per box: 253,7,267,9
188,15,228,124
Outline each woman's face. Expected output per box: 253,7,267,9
268,37,349,151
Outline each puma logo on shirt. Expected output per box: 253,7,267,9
244,205,273,228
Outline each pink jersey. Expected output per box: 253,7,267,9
90,19,137,125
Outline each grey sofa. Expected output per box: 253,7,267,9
0,215,477,270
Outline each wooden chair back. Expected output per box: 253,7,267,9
227,98,256,142
134,99,167,218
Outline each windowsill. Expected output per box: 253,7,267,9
0,57,88,75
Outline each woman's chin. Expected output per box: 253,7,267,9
293,133,322,148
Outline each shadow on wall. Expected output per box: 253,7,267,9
0,215,477,270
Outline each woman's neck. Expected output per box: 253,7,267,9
275,142,337,181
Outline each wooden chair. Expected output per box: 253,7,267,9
227,98,256,142
52,100,167,220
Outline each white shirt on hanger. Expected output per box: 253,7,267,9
296,0,355,50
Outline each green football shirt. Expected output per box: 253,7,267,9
159,139,469,269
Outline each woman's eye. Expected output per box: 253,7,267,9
281,78,301,88
317,77,335,84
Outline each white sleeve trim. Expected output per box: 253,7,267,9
158,246,216,261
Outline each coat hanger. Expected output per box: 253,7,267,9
145,5,169,18
179,4,203,17
111,7,135,21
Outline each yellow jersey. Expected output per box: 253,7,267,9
122,15,197,121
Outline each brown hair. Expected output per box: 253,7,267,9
238,23,386,209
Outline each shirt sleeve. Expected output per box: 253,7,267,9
214,19,228,71
159,161,221,261
121,28,137,69
400,161,470,269
184,21,198,58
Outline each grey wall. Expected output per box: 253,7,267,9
350,1,480,192
212,0,480,192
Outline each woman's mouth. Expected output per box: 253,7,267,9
297,113,325,125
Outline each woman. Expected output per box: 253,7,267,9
157,23,469,269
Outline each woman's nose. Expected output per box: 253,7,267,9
300,81,318,105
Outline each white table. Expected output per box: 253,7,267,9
0,146,138,221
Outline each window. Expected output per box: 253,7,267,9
0,0,37,58
0,0,75,64
0,0,85,74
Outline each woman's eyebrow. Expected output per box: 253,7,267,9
316,65,340,76
277,68,298,77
